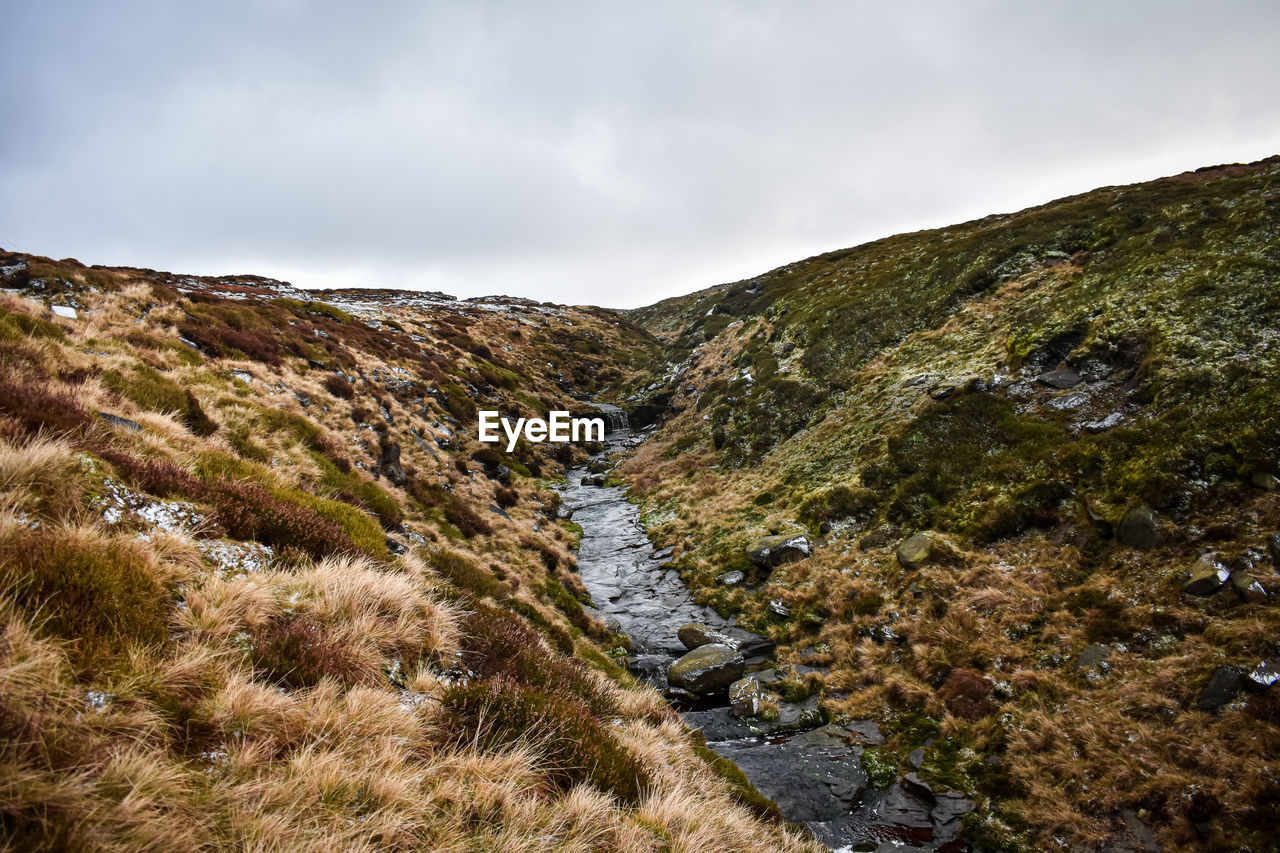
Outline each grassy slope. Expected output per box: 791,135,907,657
0,256,815,852
622,157,1280,851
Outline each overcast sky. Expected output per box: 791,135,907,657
4,1,1279,308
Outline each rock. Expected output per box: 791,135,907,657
895,530,962,570
1252,471,1280,491
1197,666,1247,711
1036,366,1082,389
1048,391,1089,410
877,775,935,829
627,653,671,689
1230,571,1269,604
96,411,142,432
776,696,823,730
294,390,311,408
729,677,762,717
1117,505,1160,550
1247,658,1280,693
667,643,745,695
1269,533,1280,567
50,304,77,319
1184,563,1230,596
716,570,745,587
488,503,510,519
745,534,812,569
580,474,605,487
1084,412,1124,433
379,442,407,486
907,748,925,770
768,599,791,618
662,686,699,705
818,521,832,535
487,464,512,485
677,622,739,651
650,545,674,560
1076,644,1111,669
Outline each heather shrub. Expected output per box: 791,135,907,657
206,479,358,560
460,602,615,717
322,373,354,399
0,527,171,666
408,477,492,537
250,613,376,688
494,485,519,509
0,371,93,436
95,448,205,499
439,677,646,804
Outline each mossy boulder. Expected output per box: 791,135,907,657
668,643,745,695
895,530,962,570
1117,505,1160,550
745,534,811,570
677,622,738,651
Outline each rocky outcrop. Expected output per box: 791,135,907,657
379,441,407,486
667,643,745,694
895,530,962,570
1118,505,1160,550
745,534,811,570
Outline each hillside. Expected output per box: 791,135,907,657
0,255,816,851
619,157,1280,851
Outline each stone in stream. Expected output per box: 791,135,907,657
729,676,762,717
677,622,739,651
745,534,812,570
667,643,745,695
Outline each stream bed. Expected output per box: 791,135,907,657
557,427,974,853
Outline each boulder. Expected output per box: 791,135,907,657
1247,658,1280,693
1269,533,1280,567
1231,571,1269,604
1036,366,1083,389
1252,471,1280,491
580,474,606,487
729,676,762,717
667,643,745,695
895,530,962,570
487,464,512,485
1076,644,1111,670
1118,506,1160,550
1198,666,1247,711
379,442,407,486
1184,565,1230,596
746,534,812,570
677,622,739,651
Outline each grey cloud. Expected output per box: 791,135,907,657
4,0,1279,307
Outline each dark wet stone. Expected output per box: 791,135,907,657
677,622,739,651
650,545,674,560
907,748,925,770
1246,658,1280,693
1076,644,1111,669
1197,666,1247,711
1230,571,1269,604
776,696,823,730
1118,506,1160,550
97,411,142,432
729,676,762,717
487,464,512,485
1037,366,1083,389
668,644,745,694
746,534,812,569
1184,566,1229,596
877,776,934,829
488,503,509,519
711,729,868,823
379,442,407,486
1252,471,1280,491
1269,533,1280,567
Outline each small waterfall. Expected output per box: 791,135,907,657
591,403,629,434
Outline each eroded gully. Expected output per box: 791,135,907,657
556,424,973,853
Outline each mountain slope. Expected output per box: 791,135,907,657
0,255,816,852
621,157,1280,851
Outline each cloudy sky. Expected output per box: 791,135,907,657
4,1,1279,308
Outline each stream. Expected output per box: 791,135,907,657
556,421,974,853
